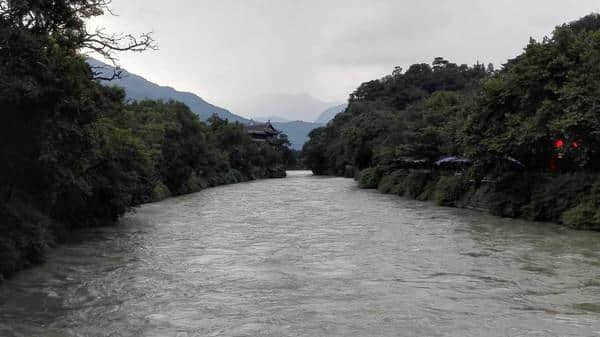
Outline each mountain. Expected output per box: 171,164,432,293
86,58,249,123
265,103,347,149
250,119,325,150
230,93,342,122
255,116,291,123
86,59,328,149
314,104,347,124
272,121,324,150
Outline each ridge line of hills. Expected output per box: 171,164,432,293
86,58,249,123
87,58,345,149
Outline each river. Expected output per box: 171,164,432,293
1,171,599,336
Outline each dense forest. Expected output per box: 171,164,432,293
0,1,289,278
303,13,600,231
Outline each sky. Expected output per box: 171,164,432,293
90,0,600,118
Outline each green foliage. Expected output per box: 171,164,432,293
434,175,467,206
520,173,593,221
304,13,600,176
404,171,435,200
222,169,244,185
376,170,408,195
561,179,600,230
0,200,54,277
377,172,398,194
562,202,600,230
464,15,600,170
151,183,172,202
302,13,600,230
302,57,488,177
301,127,331,175
483,173,534,218
358,167,382,189
0,1,289,278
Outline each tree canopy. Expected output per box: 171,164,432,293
302,13,600,230
0,0,289,277
303,14,600,176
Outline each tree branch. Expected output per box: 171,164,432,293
82,28,157,74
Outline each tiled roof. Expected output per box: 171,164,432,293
246,121,280,135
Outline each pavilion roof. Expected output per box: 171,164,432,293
246,121,281,135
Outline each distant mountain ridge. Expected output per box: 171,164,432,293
272,120,324,150
87,58,332,149
231,93,342,122
315,104,347,124
87,58,249,123
255,116,291,123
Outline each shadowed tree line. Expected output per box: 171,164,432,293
0,0,289,278
303,13,600,231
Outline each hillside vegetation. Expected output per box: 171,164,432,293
303,14,600,230
88,58,250,123
0,0,288,278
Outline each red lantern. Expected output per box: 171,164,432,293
555,139,565,149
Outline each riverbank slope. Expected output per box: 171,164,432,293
302,14,600,231
356,168,600,231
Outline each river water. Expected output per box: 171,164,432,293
1,171,599,337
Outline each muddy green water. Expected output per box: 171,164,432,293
1,171,599,336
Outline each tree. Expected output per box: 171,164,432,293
463,14,600,170
432,57,449,71
0,0,156,274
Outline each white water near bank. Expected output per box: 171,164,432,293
1,171,599,336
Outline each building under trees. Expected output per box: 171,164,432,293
246,121,281,142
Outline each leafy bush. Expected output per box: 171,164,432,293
560,180,600,230
0,202,53,277
434,175,467,206
151,183,172,202
521,173,595,222
485,172,535,218
186,173,208,193
404,171,433,199
223,169,243,184
561,201,600,230
358,167,383,189
377,175,397,193
269,166,287,178
389,179,407,196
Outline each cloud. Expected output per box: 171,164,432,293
88,0,600,117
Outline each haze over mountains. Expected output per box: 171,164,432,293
271,121,324,150
87,58,249,123
315,104,347,124
255,116,291,123
230,93,343,122
87,58,345,149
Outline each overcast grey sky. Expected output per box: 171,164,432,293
90,0,599,116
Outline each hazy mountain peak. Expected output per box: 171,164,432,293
86,58,249,123
314,104,348,124
231,92,343,122
254,116,291,123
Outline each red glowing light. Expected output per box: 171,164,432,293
571,142,579,148
555,139,565,149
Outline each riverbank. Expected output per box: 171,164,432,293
2,171,599,336
0,168,286,281
356,167,600,231
302,13,600,234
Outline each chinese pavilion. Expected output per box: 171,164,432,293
245,120,281,142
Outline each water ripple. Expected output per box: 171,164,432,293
1,171,599,336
